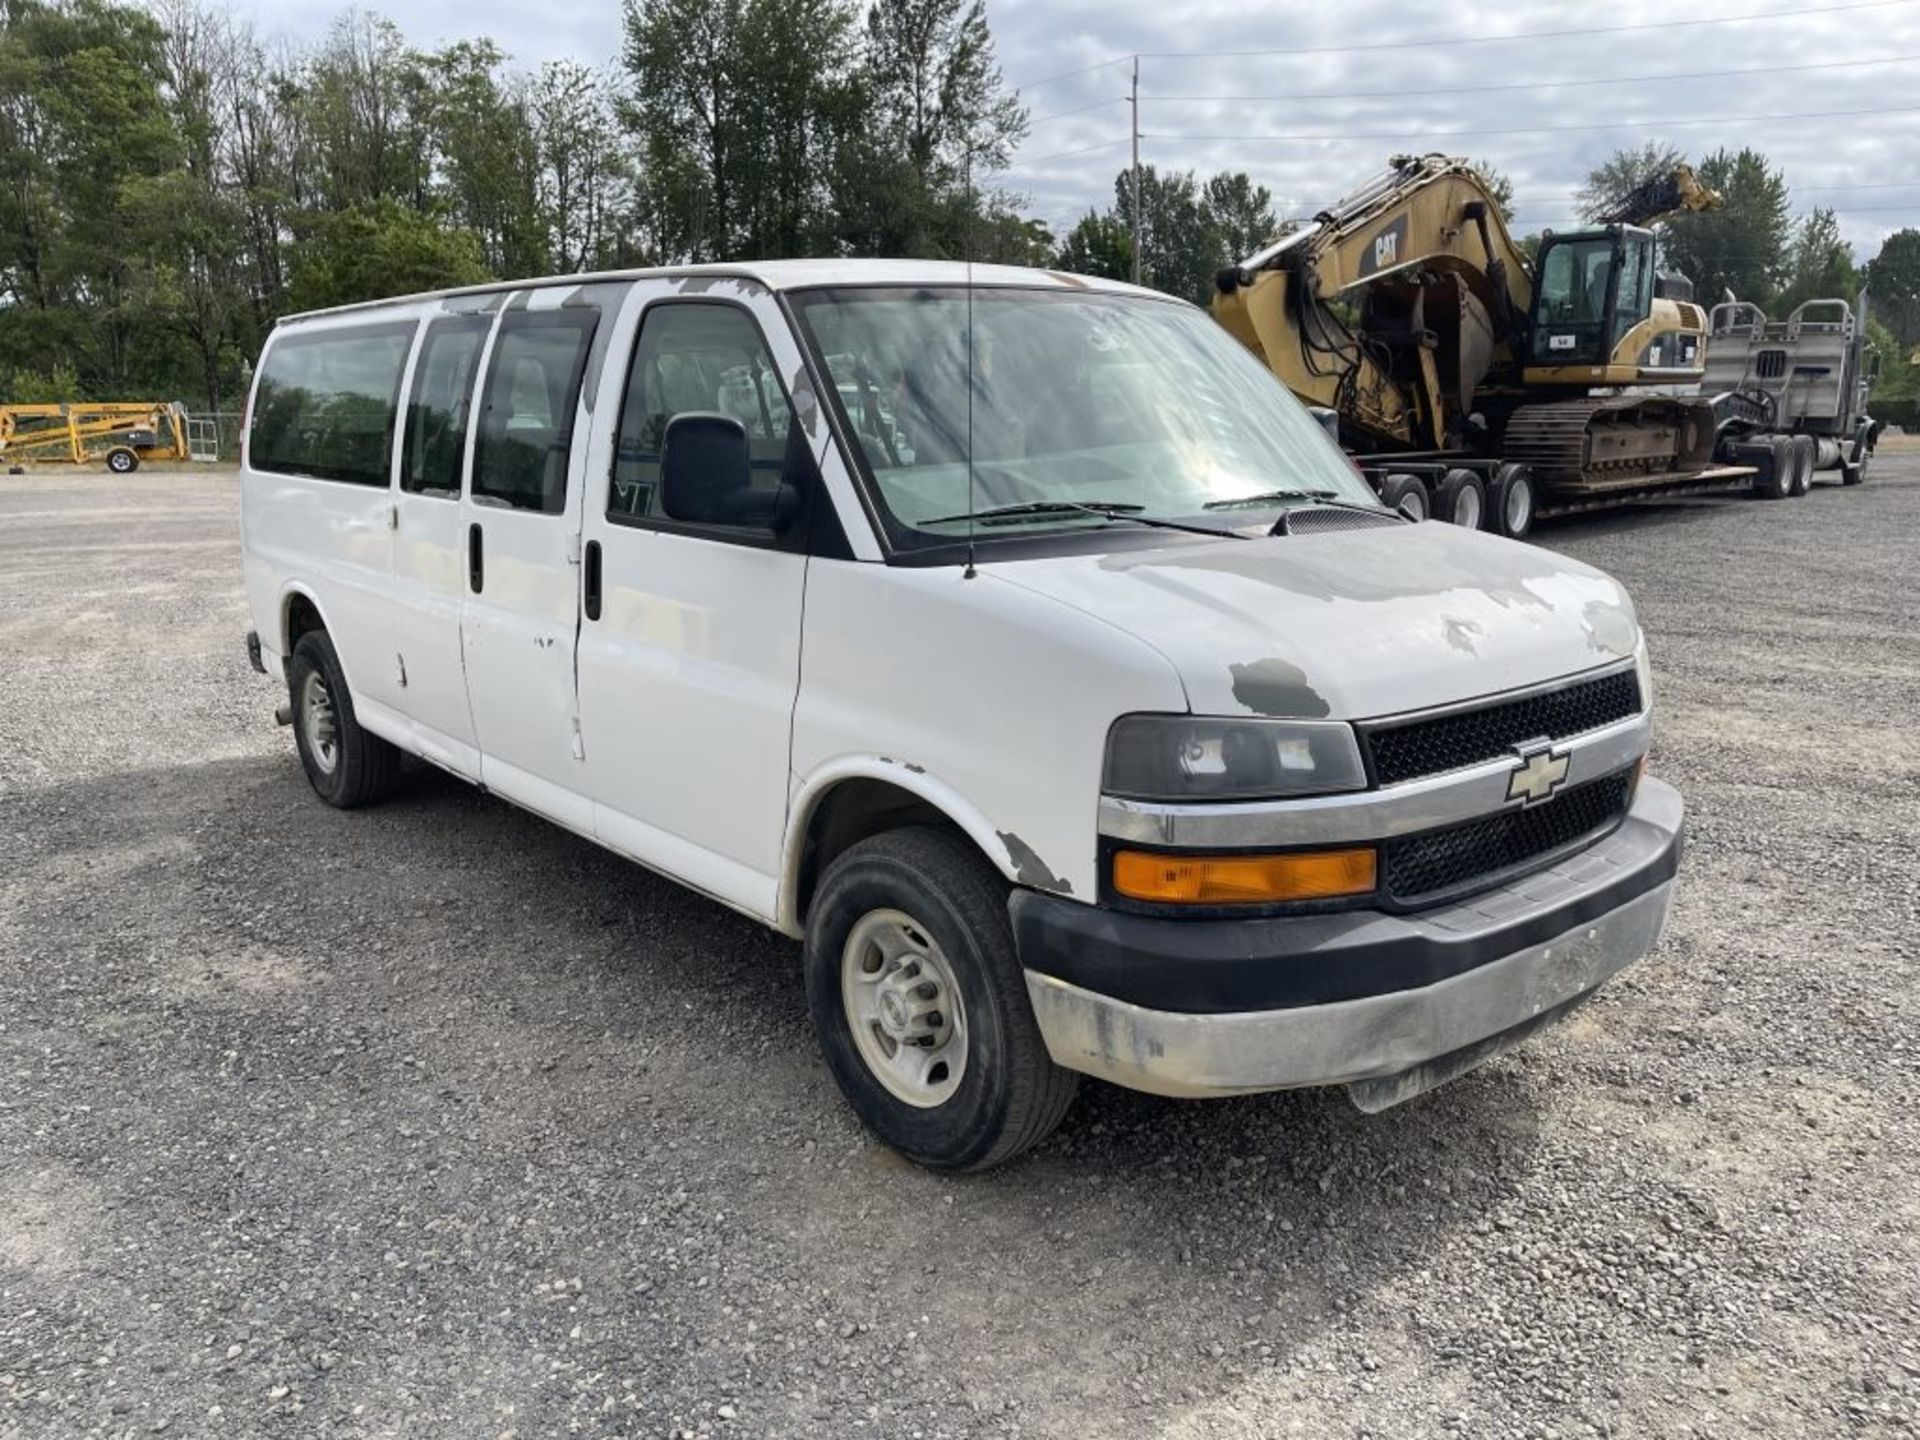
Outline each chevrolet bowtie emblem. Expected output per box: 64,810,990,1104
1506,743,1570,805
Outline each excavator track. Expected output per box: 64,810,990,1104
1502,395,1719,493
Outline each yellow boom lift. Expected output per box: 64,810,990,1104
0,401,193,474
1213,154,1748,534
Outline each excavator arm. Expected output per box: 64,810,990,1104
1212,154,1537,451
1594,164,1721,227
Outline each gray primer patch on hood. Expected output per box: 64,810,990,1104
1229,657,1330,718
999,832,1073,895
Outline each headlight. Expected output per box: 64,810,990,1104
1103,715,1367,802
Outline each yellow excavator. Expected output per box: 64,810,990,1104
1212,153,1743,534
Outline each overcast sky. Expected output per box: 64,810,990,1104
231,0,1920,261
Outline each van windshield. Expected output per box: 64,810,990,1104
788,286,1378,549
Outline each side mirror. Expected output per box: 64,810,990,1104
658,412,799,533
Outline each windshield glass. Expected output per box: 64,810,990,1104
788,286,1378,548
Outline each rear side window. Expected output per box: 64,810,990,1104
249,323,414,486
610,303,792,521
473,310,599,514
402,315,491,496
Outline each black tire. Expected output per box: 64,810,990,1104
1375,472,1431,522
1491,463,1535,539
1788,435,1816,496
1841,456,1867,486
1435,468,1487,530
287,629,403,808
805,827,1078,1172
105,446,139,474
1753,436,1793,500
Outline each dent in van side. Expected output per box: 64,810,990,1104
785,558,1189,918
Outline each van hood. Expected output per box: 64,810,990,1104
989,521,1639,721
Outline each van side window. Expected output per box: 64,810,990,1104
610,303,793,522
249,323,414,486
473,310,599,514
402,315,490,497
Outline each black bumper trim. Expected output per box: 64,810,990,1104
1010,779,1684,1015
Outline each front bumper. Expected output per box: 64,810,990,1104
1013,777,1683,1102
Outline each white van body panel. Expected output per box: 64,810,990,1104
788,561,1189,908
992,523,1639,722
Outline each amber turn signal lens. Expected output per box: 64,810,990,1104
1112,847,1377,905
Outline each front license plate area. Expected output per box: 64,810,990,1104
1345,992,1592,1113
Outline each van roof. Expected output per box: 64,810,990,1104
280,258,1164,323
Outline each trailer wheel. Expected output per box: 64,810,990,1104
1435,468,1487,530
105,446,140,475
1788,435,1816,496
1491,464,1535,539
1752,437,1792,500
1376,472,1430,522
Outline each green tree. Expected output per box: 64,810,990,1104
286,198,487,311
1776,208,1857,314
423,40,543,275
1470,159,1516,224
1663,148,1791,309
1200,171,1277,268
1864,228,1920,347
1575,142,1686,223
1054,210,1131,281
531,61,633,270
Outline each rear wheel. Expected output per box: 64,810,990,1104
287,630,403,808
1752,436,1792,500
1788,435,1816,496
1491,463,1535,539
105,446,139,475
805,827,1077,1171
1375,472,1431,522
1435,468,1487,530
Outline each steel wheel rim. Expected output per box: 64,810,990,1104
1505,478,1531,533
841,908,968,1109
1455,486,1483,530
300,670,339,776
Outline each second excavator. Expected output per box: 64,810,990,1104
1212,153,1739,532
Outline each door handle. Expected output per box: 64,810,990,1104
583,539,602,621
468,522,484,593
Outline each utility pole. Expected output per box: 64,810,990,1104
1129,55,1142,286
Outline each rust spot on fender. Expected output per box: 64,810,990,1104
998,831,1072,896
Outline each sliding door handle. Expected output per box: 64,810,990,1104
583,539,602,621
467,522,484,593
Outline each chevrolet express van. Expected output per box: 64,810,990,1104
240,260,1684,1171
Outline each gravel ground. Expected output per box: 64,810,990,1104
2,459,1917,1440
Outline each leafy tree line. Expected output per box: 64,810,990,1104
0,0,1037,409
1573,141,1920,391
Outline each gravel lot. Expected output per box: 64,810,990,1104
3,457,1917,1440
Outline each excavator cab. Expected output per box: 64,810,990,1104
1527,227,1655,369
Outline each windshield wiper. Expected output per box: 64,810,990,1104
923,500,1248,540
1203,488,1405,521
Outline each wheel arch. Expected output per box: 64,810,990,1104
779,761,1018,938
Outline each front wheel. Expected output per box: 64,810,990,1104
805,827,1078,1171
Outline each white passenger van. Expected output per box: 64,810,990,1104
240,260,1684,1170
